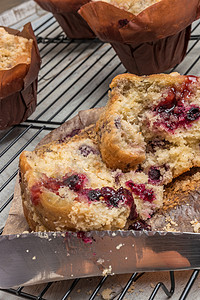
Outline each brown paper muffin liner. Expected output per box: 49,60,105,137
79,0,200,74
34,0,95,39
0,23,41,130
111,26,191,75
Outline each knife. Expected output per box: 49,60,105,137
0,230,200,288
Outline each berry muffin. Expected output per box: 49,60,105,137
79,0,199,74
34,0,95,39
0,23,41,129
19,126,163,232
96,73,200,184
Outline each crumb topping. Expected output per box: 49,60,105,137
0,27,32,70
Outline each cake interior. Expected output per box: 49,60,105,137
106,73,200,184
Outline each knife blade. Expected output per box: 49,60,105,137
0,230,200,288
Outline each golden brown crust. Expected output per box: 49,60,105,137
79,0,200,44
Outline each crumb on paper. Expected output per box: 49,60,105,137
77,289,81,293
67,253,70,256
97,258,105,264
150,283,155,288
37,232,49,239
163,218,177,232
32,256,36,260
190,219,200,233
127,282,135,293
132,244,134,247
139,289,144,292
102,265,112,276
125,257,128,260
101,288,113,300
87,290,92,295
116,243,124,250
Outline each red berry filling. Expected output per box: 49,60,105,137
79,145,98,157
31,173,135,208
83,186,134,208
63,174,86,192
148,166,162,184
126,181,155,203
153,76,200,132
31,184,42,206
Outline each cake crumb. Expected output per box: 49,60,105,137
101,288,113,300
102,265,112,276
32,256,36,260
127,283,135,293
116,243,124,250
77,289,81,293
97,258,105,264
150,283,155,288
87,290,92,295
190,219,200,233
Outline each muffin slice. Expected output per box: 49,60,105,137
19,126,163,232
96,73,200,184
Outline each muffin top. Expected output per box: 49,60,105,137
0,27,33,70
92,0,161,14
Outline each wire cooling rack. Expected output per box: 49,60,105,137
1,12,200,300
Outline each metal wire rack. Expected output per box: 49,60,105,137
1,13,200,300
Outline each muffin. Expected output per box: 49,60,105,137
19,124,163,232
96,73,200,185
79,0,200,75
0,23,41,130
34,0,95,39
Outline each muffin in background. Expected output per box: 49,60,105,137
34,0,95,39
0,23,41,130
79,0,200,75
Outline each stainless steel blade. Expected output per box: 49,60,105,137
0,230,200,288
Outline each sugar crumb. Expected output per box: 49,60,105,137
116,243,124,250
101,288,113,300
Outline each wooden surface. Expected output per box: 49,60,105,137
0,0,28,14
